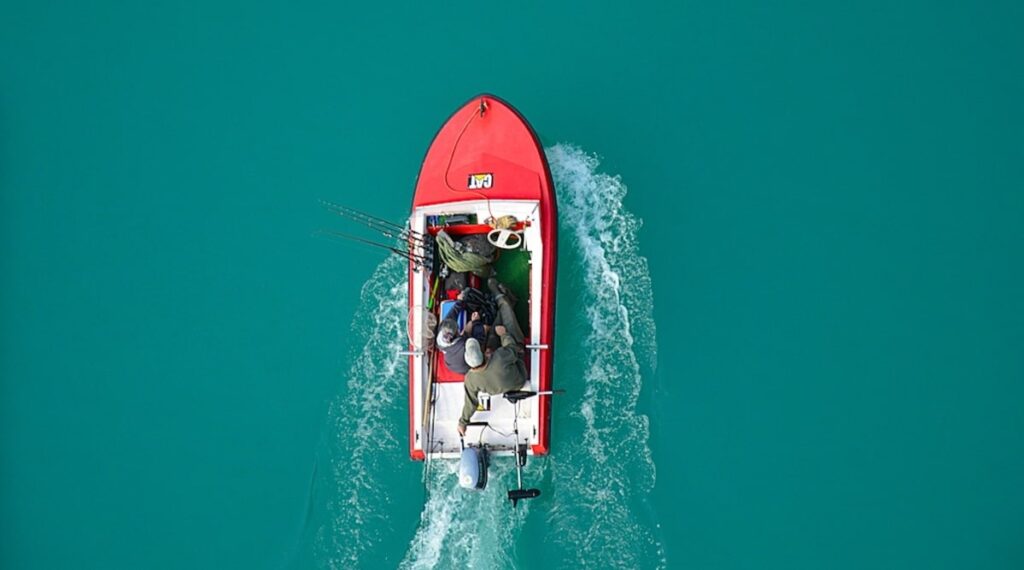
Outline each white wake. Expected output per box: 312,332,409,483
400,461,538,569
546,143,664,569
318,256,408,569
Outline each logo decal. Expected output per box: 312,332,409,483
468,173,493,189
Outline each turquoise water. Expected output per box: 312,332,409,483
2,3,1022,569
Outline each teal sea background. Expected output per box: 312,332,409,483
2,2,1022,569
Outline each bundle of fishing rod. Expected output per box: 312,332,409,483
318,200,433,271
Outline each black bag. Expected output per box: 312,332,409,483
460,287,497,326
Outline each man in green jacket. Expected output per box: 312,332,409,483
456,278,527,436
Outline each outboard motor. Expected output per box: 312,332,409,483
458,446,489,490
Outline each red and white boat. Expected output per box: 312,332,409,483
405,95,557,504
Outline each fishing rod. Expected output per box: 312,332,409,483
319,200,427,245
316,230,428,266
323,200,408,232
319,199,407,231
323,204,415,239
423,357,441,493
317,229,426,261
320,201,425,245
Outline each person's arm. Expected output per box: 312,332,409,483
461,311,480,337
448,288,469,323
495,325,522,352
459,382,479,427
448,300,466,322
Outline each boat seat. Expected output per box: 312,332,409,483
434,349,466,383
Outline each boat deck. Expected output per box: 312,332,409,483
408,200,547,460
493,248,532,334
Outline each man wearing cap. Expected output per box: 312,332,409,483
436,289,488,375
456,278,527,436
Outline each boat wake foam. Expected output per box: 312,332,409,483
399,461,539,569
317,256,408,569
545,143,665,569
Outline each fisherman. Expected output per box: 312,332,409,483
456,278,527,436
436,289,488,375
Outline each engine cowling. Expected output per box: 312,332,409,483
458,447,488,490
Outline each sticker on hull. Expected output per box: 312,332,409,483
468,173,493,189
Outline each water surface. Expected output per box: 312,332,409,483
2,2,1022,569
